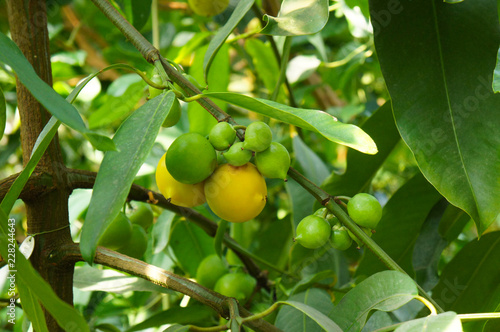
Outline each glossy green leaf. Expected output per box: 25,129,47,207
0,209,89,331
493,47,500,93
73,266,172,294
80,92,175,263
203,0,254,79
331,271,418,331
188,44,229,136
370,0,500,233
261,0,330,36
438,204,471,242
290,270,336,295
204,92,377,154
394,312,462,332
169,220,215,277
275,288,340,332
16,280,48,332
356,173,442,277
162,326,189,332
429,231,500,315
127,305,214,332
0,86,5,140
362,311,393,332
152,210,176,254
0,31,114,151
322,102,400,196
124,0,152,31
214,219,228,258
88,80,145,129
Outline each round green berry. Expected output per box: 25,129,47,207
347,193,383,229
243,122,272,152
295,215,331,249
209,122,236,151
223,142,252,166
255,142,290,180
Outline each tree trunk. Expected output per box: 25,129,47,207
6,1,74,330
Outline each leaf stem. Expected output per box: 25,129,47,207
415,295,437,315
151,0,160,49
457,312,500,321
271,36,293,101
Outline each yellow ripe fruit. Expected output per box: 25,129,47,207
155,153,206,207
188,0,229,17
205,163,267,223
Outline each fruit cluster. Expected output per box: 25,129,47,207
196,254,256,304
97,202,153,259
294,193,382,250
155,121,291,223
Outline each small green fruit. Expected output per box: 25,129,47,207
295,215,331,249
148,74,163,99
347,193,383,229
188,0,229,17
223,142,252,167
162,98,182,128
214,273,256,303
117,224,148,259
99,212,133,250
330,226,352,250
209,122,236,151
255,142,290,180
196,254,229,289
129,202,154,230
243,122,272,152
166,132,217,184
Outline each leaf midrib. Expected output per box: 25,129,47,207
430,0,480,221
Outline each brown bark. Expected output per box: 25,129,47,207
6,1,74,330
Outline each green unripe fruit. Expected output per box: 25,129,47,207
162,98,182,128
196,254,229,289
295,215,331,249
243,122,272,152
214,273,256,303
330,226,352,251
129,202,154,230
347,227,373,248
188,0,229,17
117,224,148,259
166,133,217,184
255,142,290,180
209,122,236,151
223,142,252,166
148,74,163,99
347,193,383,229
99,212,133,250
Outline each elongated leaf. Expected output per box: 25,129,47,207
152,210,176,254
331,271,418,331
0,31,114,151
204,92,377,154
81,92,175,263
0,210,89,331
162,326,189,332
370,0,500,233
494,47,500,93
203,0,254,79
124,0,152,31
0,86,5,140
356,173,442,277
429,231,500,315
322,102,400,196
261,0,329,36
16,280,48,332
438,205,470,242
275,289,341,332
214,219,228,257
395,312,462,332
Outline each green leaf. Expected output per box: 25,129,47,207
0,31,113,151
429,231,500,315
438,205,470,242
494,46,500,93
322,102,400,196
370,0,500,233
394,312,462,332
162,325,190,332
204,92,377,154
0,210,89,332
124,0,152,31
356,173,442,277
0,86,5,140
293,135,329,185
290,270,336,295
73,266,172,294
331,271,418,331
188,44,229,136
203,0,254,79
275,288,341,332
80,92,175,263
214,219,228,258
261,0,330,36
16,280,48,332
152,210,176,254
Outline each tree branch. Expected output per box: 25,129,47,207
51,243,282,332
